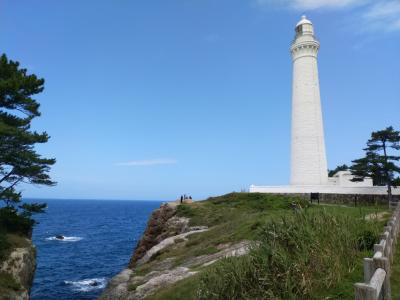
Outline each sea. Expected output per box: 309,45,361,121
27,199,162,300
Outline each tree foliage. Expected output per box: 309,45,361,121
328,164,349,177
0,54,55,235
350,126,400,204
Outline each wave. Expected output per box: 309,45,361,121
45,236,83,242
64,277,107,292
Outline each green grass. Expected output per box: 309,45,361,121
175,193,308,227
196,211,382,300
0,233,31,263
391,238,400,299
145,274,202,300
139,193,388,300
127,282,141,291
6,233,31,248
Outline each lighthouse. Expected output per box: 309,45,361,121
290,15,328,186
249,16,389,196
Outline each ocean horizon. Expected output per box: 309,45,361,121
27,198,163,300
25,198,168,202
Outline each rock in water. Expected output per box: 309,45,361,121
90,280,99,286
56,235,64,240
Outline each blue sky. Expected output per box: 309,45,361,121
0,0,399,200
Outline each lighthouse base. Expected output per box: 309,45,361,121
249,184,400,196
250,171,400,207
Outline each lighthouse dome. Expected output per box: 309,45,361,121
296,15,312,27
295,15,314,36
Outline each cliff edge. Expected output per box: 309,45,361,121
98,196,257,300
0,236,36,300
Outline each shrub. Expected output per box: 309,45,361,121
176,204,196,217
357,230,377,251
0,232,10,262
207,193,309,211
0,208,34,237
0,271,21,291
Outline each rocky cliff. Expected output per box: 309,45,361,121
128,204,178,268
99,199,252,300
99,203,193,300
0,238,36,300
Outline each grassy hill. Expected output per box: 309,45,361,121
126,193,390,300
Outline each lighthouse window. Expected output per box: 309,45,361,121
296,25,303,34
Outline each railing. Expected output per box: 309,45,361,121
354,203,400,299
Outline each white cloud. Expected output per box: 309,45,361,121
363,1,400,32
115,159,177,166
393,19,400,30
364,1,400,19
255,0,400,32
255,0,367,10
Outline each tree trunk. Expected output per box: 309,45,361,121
387,183,393,208
383,141,394,208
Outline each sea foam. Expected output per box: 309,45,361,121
45,236,83,242
64,277,107,292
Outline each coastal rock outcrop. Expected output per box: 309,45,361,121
0,239,36,300
99,202,252,300
128,204,177,268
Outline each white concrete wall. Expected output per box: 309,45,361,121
330,171,373,187
249,185,400,195
290,18,328,186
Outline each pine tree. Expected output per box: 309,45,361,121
0,54,55,234
351,127,400,207
328,164,349,177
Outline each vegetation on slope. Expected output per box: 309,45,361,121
143,193,388,300
391,235,400,298
0,271,21,295
197,211,379,299
0,207,37,262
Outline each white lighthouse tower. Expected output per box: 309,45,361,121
249,16,392,195
290,15,328,186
